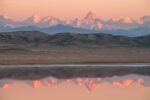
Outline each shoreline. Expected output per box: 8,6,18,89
0,66,149,80
0,63,150,67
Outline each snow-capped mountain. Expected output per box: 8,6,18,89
68,11,104,30
40,16,63,28
105,17,139,30
0,12,150,36
0,15,20,28
0,12,149,30
20,15,63,28
140,16,150,27
21,15,42,27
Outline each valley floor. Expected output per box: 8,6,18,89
0,47,150,64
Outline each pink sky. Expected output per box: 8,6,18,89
0,0,150,21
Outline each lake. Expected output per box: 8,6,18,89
0,64,150,100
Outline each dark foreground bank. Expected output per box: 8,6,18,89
0,66,150,80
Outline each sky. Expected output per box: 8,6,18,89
0,0,150,21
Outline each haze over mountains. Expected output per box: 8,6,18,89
0,12,150,36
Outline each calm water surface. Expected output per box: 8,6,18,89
0,74,150,100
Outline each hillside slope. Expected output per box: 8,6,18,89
0,31,150,47
0,31,150,64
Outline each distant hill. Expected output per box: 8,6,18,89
0,24,99,34
0,31,150,64
0,31,150,48
1,24,150,37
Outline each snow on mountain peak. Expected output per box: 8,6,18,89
121,17,134,24
30,15,41,23
96,22,103,29
0,12,149,30
110,17,134,24
41,16,59,26
24,15,41,24
65,19,73,25
0,15,10,20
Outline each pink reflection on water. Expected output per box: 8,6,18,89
0,75,150,92
2,83,11,89
86,80,97,92
112,79,133,87
33,80,42,89
137,78,144,84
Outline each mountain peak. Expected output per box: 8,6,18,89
0,15,10,20
140,16,150,26
121,17,133,24
140,16,150,22
110,17,134,24
42,16,58,21
26,15,41,23
141,16,150,19
84,11,97,20
110,18,120,22
32,15,41,23
41,16,59,26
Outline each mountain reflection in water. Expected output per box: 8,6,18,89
0,75,150,100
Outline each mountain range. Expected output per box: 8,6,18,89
0,12,150,36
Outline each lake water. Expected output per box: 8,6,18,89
0,74,150,100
